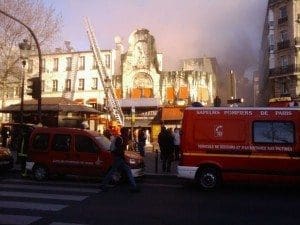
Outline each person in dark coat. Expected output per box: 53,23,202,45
137,127,146,156
158,126,174,172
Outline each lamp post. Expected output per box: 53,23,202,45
104,76,111,128
19,39,31,124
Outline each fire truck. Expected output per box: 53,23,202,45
178,106,300,190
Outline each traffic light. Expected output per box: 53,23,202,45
27,77,41,100
227,98,244,105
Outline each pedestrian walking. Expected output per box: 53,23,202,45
137,127,146,156
99,127,140,193
1,126,9,148
158,126,174,172
173,127,180,160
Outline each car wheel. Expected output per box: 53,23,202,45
33,165,48,181
196,167,221,190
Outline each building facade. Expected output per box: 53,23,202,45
259,0,300,104
1,29,219,132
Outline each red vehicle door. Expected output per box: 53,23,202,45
73,134,108,177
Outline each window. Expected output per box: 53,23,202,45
105,54,110,68
282,81,288,94
52,134,71,152
253,121,294,144
78,79,85,91
27,59,33,73
65,79,71,91
15,86,20,98
32,133,49,151
75,135,99,153
92,78,98,90
79,56,85,70
66,57,72,71
41,80,45,92
279,6,287,19
53,58,59,72
93,57,98,69
280,55,288,67
280,30,288,41
52,80,58,92
42,59,46,73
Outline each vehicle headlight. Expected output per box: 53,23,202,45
129,158,137,165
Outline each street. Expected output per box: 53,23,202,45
1,171,300,225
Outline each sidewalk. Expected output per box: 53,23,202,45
143,145,178,177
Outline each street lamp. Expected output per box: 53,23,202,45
104,76,111,128
19,39,31,124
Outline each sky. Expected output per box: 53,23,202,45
43,0,268,75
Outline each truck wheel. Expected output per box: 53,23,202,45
33,165,48,181
196,167,221,190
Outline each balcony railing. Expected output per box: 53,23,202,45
269,64,300,77
277,40,290,50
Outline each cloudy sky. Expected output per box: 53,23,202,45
44,0,268,74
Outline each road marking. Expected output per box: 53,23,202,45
2,178,99,187
0,183,98,193
50,223,88,225
0,214,42,225
0,191,87,201
0,200,66,211
142,183,183,188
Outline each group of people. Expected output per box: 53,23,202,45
103,126,147,157
158,126,180,172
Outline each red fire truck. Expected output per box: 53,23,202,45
178,106,300,190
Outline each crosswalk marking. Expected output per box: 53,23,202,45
0,191,88,201
50,223,88,225
0,214,42,225
0,183,99,193
0,200,67,211
3,178,100,187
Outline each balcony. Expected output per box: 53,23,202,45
295,37,300,47
269,64,300,77
278,16,288,25
277,40,290,50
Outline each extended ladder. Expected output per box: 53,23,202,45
84,17,124,126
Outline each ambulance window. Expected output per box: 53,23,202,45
32,133,49,151
253,121,294,144
75,135,99,153
52,134,71,152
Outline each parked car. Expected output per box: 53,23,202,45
26,127,145,181
0,146,14,171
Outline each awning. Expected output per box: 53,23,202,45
0,97,100,114
161,106,184,121
74,99,84,105
86,98,97,104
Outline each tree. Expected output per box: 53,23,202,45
0,0,62,121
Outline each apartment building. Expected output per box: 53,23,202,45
259,0,300,104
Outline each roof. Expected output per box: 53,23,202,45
0,97,100,114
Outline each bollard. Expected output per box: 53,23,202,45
155,149,158,173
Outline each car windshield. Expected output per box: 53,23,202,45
95,135,111,151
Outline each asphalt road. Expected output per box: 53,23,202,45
1,172,300,225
